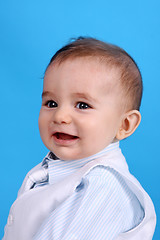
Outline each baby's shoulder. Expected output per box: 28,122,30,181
85,165,144,230
86,164,123,182
86,165,137,201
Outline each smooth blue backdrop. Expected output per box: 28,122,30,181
0,0,159,239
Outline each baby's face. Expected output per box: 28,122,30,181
39,58,125,160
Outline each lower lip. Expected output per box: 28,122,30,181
52,135,79,146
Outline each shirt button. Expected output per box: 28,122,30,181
7,214,14,225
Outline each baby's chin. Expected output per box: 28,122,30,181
49,142,115,160
52,150,92,161
52,149,100,161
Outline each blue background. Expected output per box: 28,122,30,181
0,0,159,239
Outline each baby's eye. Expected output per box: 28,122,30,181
46,100,58,108
76,102,91,110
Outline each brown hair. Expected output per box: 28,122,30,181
46,37,143,110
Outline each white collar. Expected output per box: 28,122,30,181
43,142,120,184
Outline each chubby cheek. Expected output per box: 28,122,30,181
38,111,43,131
38,110,49,141
79,117,99,140
85,115,117,144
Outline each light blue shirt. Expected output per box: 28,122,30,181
34,142,144,240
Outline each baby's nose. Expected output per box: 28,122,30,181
53,108,72,124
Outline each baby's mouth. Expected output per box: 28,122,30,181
53,132,79,140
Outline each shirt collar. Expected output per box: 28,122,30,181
42,142,120,184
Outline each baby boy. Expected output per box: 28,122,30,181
3,37,156,240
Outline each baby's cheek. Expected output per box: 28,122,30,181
82,117,97,129
38,114,47,136
39,109,47,126
38,116,43,132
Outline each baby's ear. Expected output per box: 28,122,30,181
116,110,141,140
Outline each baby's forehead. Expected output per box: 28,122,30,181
45,57,123,98
48,56,119,78
48,56,121,82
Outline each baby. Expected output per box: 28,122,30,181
3,37,156,240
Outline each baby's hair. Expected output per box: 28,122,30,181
46,37,143,111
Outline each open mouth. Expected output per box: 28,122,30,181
53,132,79,141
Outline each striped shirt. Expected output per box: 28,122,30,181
34,142,144,240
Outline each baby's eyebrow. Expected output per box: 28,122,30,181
41,91,98,103
41,91,54,98
72,92,97,102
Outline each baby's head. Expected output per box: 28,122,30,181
39,37,143,160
